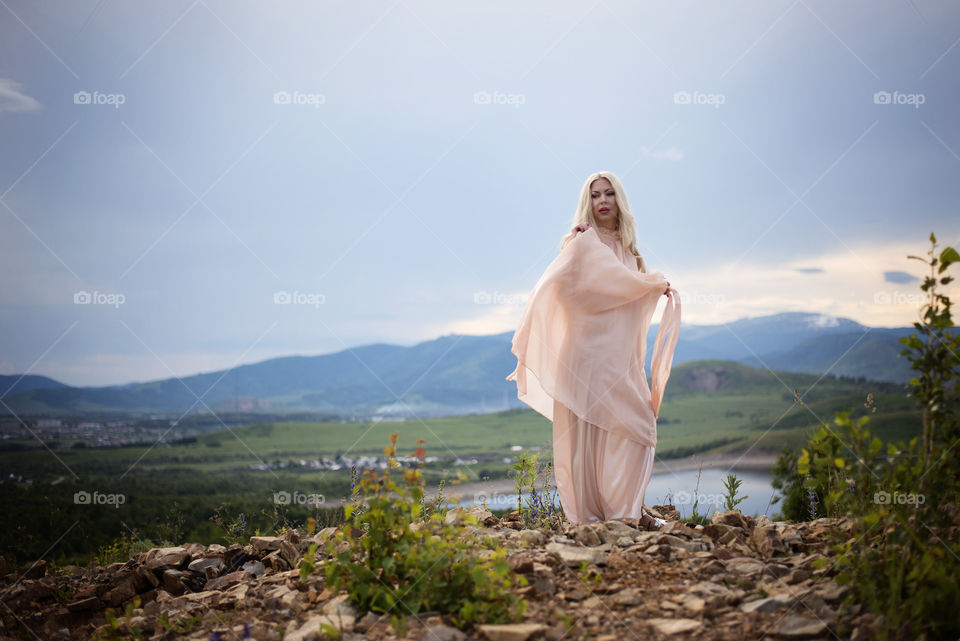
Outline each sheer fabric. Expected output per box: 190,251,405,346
506,225,681,523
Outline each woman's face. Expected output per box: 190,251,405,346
590,177,620,229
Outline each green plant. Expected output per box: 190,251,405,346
511,447,563,529
318,432,528,632
209,505,249,546
683,458,710,526
773,233,960,640
721,473,748,512
93,597,143,640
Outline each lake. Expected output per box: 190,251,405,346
452,467,781,519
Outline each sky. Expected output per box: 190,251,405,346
1,0,959,387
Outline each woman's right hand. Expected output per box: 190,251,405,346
573,223,591,234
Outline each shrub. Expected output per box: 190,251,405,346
317,432,528,633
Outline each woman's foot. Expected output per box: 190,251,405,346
637,509,667,531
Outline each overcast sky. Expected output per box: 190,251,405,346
2,0,959,387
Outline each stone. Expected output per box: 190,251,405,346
752,525,787,559
204,571,246,591
777,615,828,638
425,623,468,641
250,536,283,554
614,587,643,606
710,510,751,530
144,547,190,571
519,529,546,546
476,622,548,641
187,556,223,573
570,524,603,547
647,618,702,634
741,593,795,613
545,542,606,566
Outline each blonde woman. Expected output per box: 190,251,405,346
506,171,681,529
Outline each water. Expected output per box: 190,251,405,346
456,468,781,519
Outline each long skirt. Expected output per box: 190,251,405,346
552,398,656,524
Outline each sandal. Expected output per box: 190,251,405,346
638,508,667,531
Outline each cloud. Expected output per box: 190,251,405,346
795,267,825,274
883,270,919,284
0,78,43,113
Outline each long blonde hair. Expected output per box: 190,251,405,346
559,171,648,273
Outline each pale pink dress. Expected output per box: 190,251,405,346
506,225,681,524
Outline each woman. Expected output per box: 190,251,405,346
506,171,681,529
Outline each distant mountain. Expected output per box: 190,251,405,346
0,312,917,417
0,374,70,398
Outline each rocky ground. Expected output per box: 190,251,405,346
0,506,881,641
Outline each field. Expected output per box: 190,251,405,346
0,361,921,567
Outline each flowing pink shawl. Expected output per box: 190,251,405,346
506,226,681,448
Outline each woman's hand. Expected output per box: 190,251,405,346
573,223,591,234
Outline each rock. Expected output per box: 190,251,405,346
250,536,283,554
161,569,186,596
519,529,545,546
741,593,795,613
616,536,634,547
725,557,767,577
284,612,355,640
242,560,265,577
614,587,643,606
187,556,223,573
570,524,603,547
17,560,46,580
144,547,190,571
777,615,828,638
710,510,752,530
603,520,638,538
545,542,606,566
819,582,852,604
204,570,246,591
752,525,787,559
425,623,468,641
647,618,702,634
477,622,548,641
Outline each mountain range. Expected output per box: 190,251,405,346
0,312,915,418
